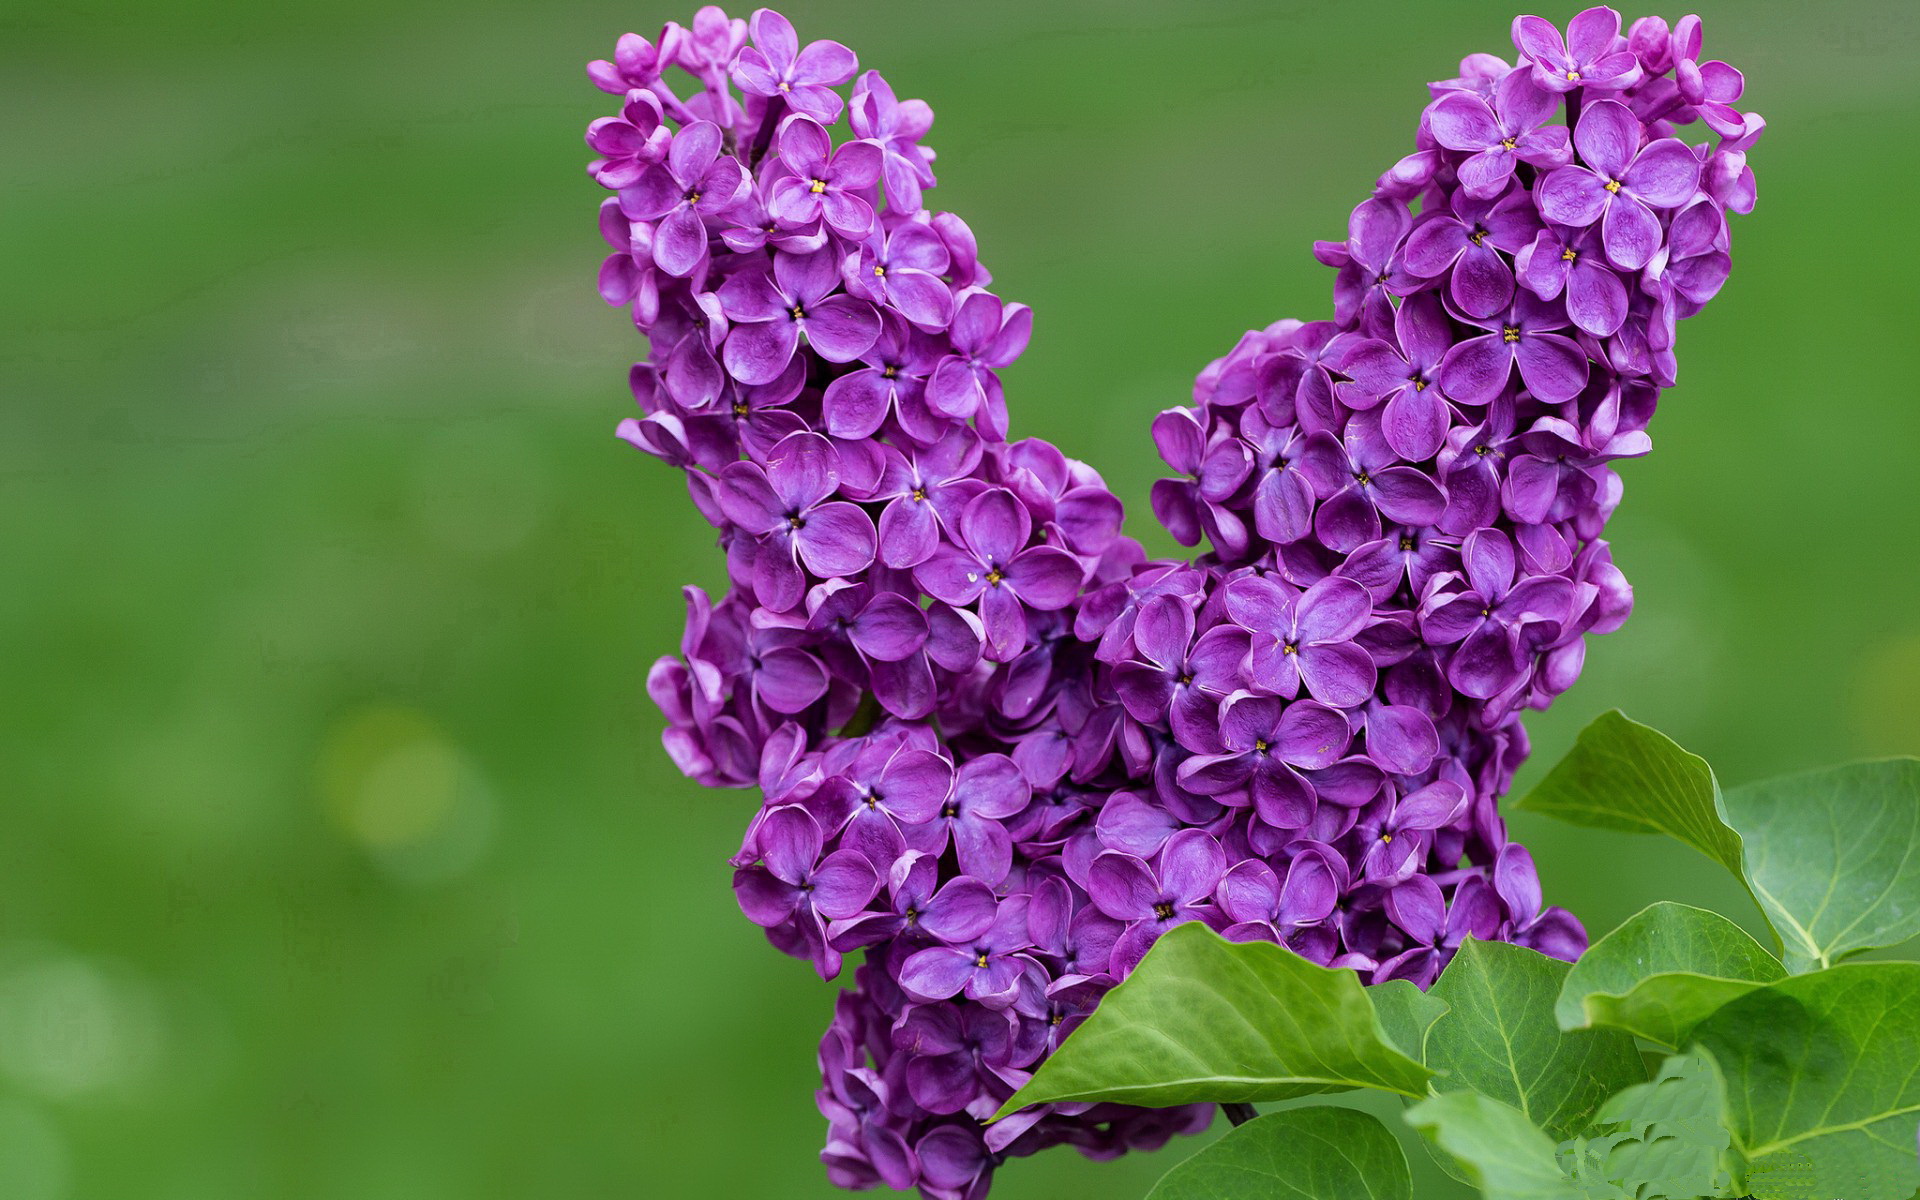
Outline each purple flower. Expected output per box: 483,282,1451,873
926,290,1032,441
910,752,1029,885
719,248,882,384
1670,16,1748,139
1312,412,1450,554
1177,693,1351,830
1401,186,1540,319
733,806,879,971
729,8,858,123
716,431,877,609
821,313,945,441
843,219,954,330
1328,197,1415,337
829,850,996,950
1438,290,1589,405
899,893,1036,1007
1352,781,1468,883
1516,224,1629,337
1419,528,1577,698
869,431,982,568
1225,575,1377,709
1539,99,1702,271
851,70,937,213
1425,67,1571,198
914,488,1084,661
769,115,884,238
1149,407,1251,554
618,120,750,277
1087,828,1228,975
1375,873,1504,987
1240,411,1345,545
1494,843,1587,960
1111,596,1250,745
586,90,671,189
1218,843,1345,958
1338,291,1457,461
1511,6,1643,94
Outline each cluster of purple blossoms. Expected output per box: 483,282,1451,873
587,7,1759,1196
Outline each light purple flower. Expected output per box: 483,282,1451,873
618,120,750,277
1511,6,1643,94
844,219,954,330
1225,575,1378,708
851,70,937,213
925,290,1032,441
1177,692,1351,830
1087,828,1228,975
1539,99,1702,270
1425,67,1571,198
729,8,858,122
769,115,884,238
899,893,1035,1007
1401,186,1540,319
1419,527,1576,698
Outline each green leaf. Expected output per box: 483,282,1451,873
993,923,1432,1118
1556,902,1787,1047
1579,1050,1737,1198
1721,758,1920,971
1425,939,1646,1140
1406,1091,1582,1200
1145,1106,1411,1200
1369,978,1449,1062
1693,962,1920,1200
1513,710,1746,883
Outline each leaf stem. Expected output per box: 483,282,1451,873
1222,1103,1258,1127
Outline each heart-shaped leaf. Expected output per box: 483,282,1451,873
1145,1106,1411,1200
1721,759,1920,971
993,923,1432,1118
1513,710,1746,882
1425,939,1646,1140
1556,902,1786,1047
1369,977,1450,1062
1692,962,1920,1200
1406,1091,1582,1200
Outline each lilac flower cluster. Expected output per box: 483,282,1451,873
587,7,1758,1196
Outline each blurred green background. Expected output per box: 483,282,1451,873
4,0,1918,1196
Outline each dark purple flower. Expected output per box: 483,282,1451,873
1419,528,1577,698
1539,99,1702,271
899,893,1035,1007
729,8,858,123
733,806,879,969
1313,412,1449,554
769,115,884,238
1177,693,1351,829
1218,842,1346,959
829,849,996,950
1328,197,1415,338
1374,872,1504,986
1238,410,1344,545
1425,67,1571,198
1352,780,1468,883
1511,6,1643,94
719,249,882,384
1087,828,1228,974
1438,290,1590,405
1149,408,1251,554
716,431,877,609
1494,843,1587,960
909,752,1029,885
1112,596,1250,745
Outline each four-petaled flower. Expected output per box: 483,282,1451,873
1539,98,1703,270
